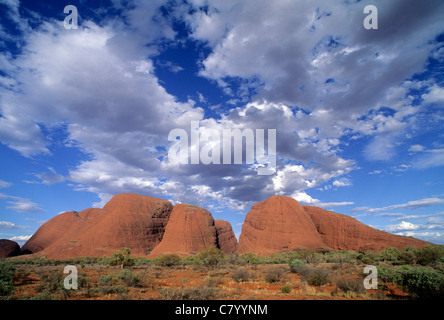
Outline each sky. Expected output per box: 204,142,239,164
1,0,444,247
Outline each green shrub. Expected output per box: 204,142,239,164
240,252,263,265
325,251,359,265
156,254,181,267
36,271,64,293
281,284,292,294
195,247,225,267
415,245,444,266
378,265,444,299
289,258,305,273
225,253,247,266
108,247,135,269
98,273,128,295
400,267,444,299
299,250,324,265
397,246,417,265
358,251,379,264
0,259,15,297
117,270,145,287
377,265,409,284
231,268,251,283
378,247,400,263
305,268,330,286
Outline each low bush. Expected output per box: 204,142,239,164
306,268,330,286
195,247,225,267
98,274,128,295
281,284,292,294
378,247,400,263
378,265,444,299
298,266,330,286
415,245,444,266
396,246,417,265
36,271,64,293
325,251,359,265
225,253,247,266
400,267,444,299
117,270,145,287
0,259,15,297
231,268,251,283
156,254,181,267
159,286,217,300
334,276,366,294
298,250,325,265
240,252,264,265
289,258,305,273
264,267,287,284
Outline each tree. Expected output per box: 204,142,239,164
109,247,135,269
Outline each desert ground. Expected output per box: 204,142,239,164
2,246,443,300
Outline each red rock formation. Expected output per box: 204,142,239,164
237,195,328,254
22,194,173,258
215,219,238,254
303,205,431,251
149,204,218,257
238,195,432,255
0,239,21,258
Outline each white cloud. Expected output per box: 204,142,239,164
332,178,352,188
0,180,12,188
422,85,444,104
367,197,444,213
0,193,43,213
0,0,443,216
409,144,425,152
0,221,20,229
385,221,419,232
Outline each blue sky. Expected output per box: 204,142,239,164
1,0,444,246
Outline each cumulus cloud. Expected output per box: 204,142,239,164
385,221,419,232
0,0,443,214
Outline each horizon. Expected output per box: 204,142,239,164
1,0,444,247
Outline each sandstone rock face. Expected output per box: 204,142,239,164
0,239,21,258
237,195,328,254
303,205,430,251
238,195,431,254
215,219,238,254
22,194,173,258
149,204,218,257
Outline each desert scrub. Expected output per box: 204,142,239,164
298,267,330,286
159,286,217,300
264,267,287,284
334,276,366,295
232,268,251,283
117,269,145,287
98,273,128,295
195,247,225,268
298,250,325,265
0,259,15,297
156,254,182,267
